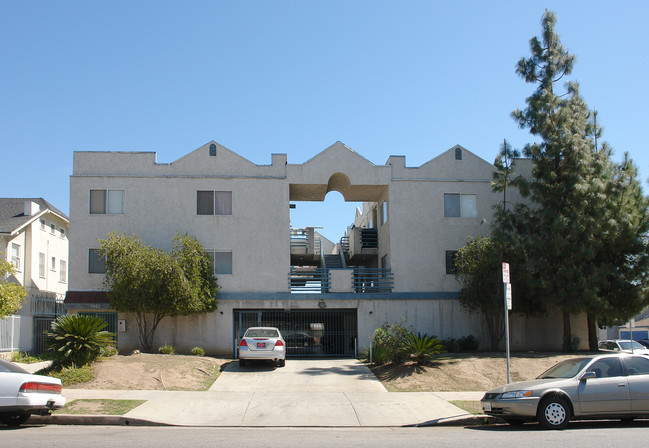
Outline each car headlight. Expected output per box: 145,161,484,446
501,390,533,399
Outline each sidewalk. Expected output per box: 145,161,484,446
27,359,492,427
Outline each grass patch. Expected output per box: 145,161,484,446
47,364,95,386
56,399,146,415
11,351,53,363
450,400,484,415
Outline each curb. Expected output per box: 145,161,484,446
30,414,169,427
31,413,499,428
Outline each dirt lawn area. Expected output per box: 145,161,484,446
66,352,586,392
65,353,230,391
370,352,589,392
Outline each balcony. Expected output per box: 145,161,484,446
289,266,393,294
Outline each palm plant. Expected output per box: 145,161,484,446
402,332,444,365
47,314,115,367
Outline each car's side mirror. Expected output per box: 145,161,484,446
580,371,596,381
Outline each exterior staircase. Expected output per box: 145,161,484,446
323,253,345,269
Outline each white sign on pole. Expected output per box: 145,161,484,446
505,283,512,310
502,262,510,284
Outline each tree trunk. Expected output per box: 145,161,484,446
562,309,572,352
587,313,599,351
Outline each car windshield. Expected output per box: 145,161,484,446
537,357,592,379
618,341,644,350
245,329,279,338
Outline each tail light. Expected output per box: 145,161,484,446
275,340,284,347
239,339,248,347
19,382,62,394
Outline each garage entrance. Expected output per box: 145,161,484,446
233,309,358,358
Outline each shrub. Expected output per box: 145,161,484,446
158,344,176,355
48,364,95,386
370,322,410,365
442,337,458,353
191,346,205,356
47,314,115,367
402,332,444,364
457,335,480,352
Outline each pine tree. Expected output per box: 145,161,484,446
512,11,649,350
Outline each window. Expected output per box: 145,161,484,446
88,249,106,274
624,356,649,376
209,144,217,156
10,243,20,271
380,201,388,225
59,260,67,283
40,219,46,230
51,257,56,271
50,223,56,234
90,189,123,214
445,250,458,275
39,253,46,278
197,191,232,215
588,358,623,378
444,194,477,218
455,147,462,160
205,250,232,275
60,228,65,238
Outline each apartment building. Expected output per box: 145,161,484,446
66,141,585,355
0,198,69,353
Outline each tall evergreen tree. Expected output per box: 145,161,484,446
512,11,649,350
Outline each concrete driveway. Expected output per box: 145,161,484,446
210,358,387,393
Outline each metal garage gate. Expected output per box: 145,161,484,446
233,309,358,358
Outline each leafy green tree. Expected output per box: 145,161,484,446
0,254,27,319
47,314,115,367
98,232,218,352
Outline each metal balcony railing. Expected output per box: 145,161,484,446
289,267,330,293
352,268,394,293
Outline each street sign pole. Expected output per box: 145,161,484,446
502,263,512,384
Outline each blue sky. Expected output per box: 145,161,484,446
2,1,647,242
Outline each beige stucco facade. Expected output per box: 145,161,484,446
67,141,587,355
1,200,69,352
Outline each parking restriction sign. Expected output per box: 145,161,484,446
502,262,510,284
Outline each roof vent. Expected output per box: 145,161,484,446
24,201,40,216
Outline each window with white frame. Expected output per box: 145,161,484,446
444,193,477,218
205,250,232,275
39,252,46,278
40,219,46,230
59,260,67,283
197,191,232,215
60,228,65,238
51,256,56,271
88,249,106,274
10,244,20,271
50,223,56,234
90,189,124,214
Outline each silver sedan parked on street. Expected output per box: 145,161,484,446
482,353,649,429
238,327,286,367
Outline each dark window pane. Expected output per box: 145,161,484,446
444,194,460,217
89,249,106,274
446,250,458,275
90,190,106,214
197,191,214,215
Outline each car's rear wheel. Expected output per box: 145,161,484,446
1,413,31,427
537,395,570,430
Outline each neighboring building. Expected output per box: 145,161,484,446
0,198,69,353
66,141,586,355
